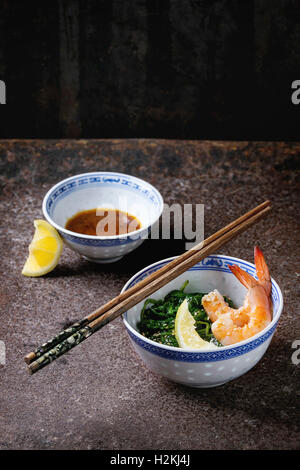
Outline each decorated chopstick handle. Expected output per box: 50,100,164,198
27,324,94,374
25,318,90,364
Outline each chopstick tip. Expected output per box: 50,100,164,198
24,352,36,365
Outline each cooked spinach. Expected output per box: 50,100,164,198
138,281,233,348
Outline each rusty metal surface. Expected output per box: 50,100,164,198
0,139,299,450
0,1,300,139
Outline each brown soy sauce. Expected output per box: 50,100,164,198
65,208,141,236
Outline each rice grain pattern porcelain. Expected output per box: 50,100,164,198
43,172,164,263
122,254,283,388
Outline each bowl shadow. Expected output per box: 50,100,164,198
46,237,187,278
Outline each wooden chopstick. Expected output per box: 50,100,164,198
26,201,271,375
25,200,270,365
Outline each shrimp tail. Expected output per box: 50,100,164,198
229,264,257,289
254,245,271,296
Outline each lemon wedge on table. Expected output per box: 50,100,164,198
175,298,217,350
22,220,63,277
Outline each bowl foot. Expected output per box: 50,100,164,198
176,381,227,388
83,255,124,264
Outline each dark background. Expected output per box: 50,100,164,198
0,0,299,140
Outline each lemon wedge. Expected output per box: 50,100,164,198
175,298,217,350
22,220,63,277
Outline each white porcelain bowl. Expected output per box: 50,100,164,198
42,172,163,263
122,254,283,388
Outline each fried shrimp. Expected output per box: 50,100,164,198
202,246,272,346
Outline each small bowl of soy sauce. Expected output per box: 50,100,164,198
42,172,164,263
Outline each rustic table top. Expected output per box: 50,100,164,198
0,139,299,450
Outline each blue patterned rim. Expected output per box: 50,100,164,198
42,172,163,247
122,255,283,362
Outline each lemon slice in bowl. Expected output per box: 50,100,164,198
175,298,217,350
22,220,63,277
